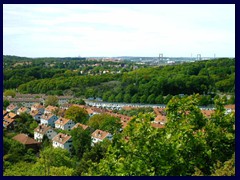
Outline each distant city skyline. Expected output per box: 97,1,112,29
3,4,235,58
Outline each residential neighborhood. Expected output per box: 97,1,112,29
3,93,235,153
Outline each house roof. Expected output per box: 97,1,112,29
72,123,89,130
201,110,215,118
4,112,18,119
58,96,73,100
31,103,44,109
34,124,51,134
7,98,43,102
12,134,39,145
151,123,165,129
41,113,55,120
55,117,71,125
224,104,235,110
3,110,8,116
7,104,18,110
3,118,14,127
30,110,40,117
91,129,111,140
154,115,167,123
86,108,94,115
52,133,72,145
45,105,58,112
17,107,29,113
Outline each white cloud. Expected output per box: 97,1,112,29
3,4,235,57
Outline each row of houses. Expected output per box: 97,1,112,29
4,94,73,107
4,99,235,152
4,102,122,151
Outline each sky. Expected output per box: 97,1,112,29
3,4,235,58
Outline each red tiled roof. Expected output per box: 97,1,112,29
7,104,18,111
34,125,51,134
3,110,8,116
224,104,235,110
151,123,165,129
154,115,167,123
45,105,58,112
4,112,18,119
52,133,72,145
201,110,215,118
17,107,29,113
30,110,40,117
12,134,39,145
55,117,71,125
72,123,89,130
41,113,55,120
91,129,111,140
31,103,44,109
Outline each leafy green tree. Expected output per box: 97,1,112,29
70,127,91,159
35,147,73,176
147,94,155,104
227,95,235,104
155,95,164,104
108,94,115,102
83,95,235,176
3,137,26,163
131,94,139,103
64,106,88,124
87,114,122,134
211,153,235,176
3,99,10,110
4,89,16,97
4,161,35,176
140,94,147,104
164,94,173,104
115,93,123,102
123,93,131,103
102,91,112,101
15,112,37,136
44,95,59,107
75,140,111,175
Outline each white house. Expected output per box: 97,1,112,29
91,129,112,146
34,124,57,142
40,113,58,128
55,117,75,131
52,133,72,151
44,105,58,114
29,110,42,122
17,107,30,115
31,103,45,114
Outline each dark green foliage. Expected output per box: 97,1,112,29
64,106,88,124
83,95,235,176
44,95,59,107
70,127,91,159
15,112,38,136
3,99,10,110
87,113,122,134
4,57,234,105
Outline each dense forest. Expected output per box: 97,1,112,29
3,95,235,176
3,56,235,105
